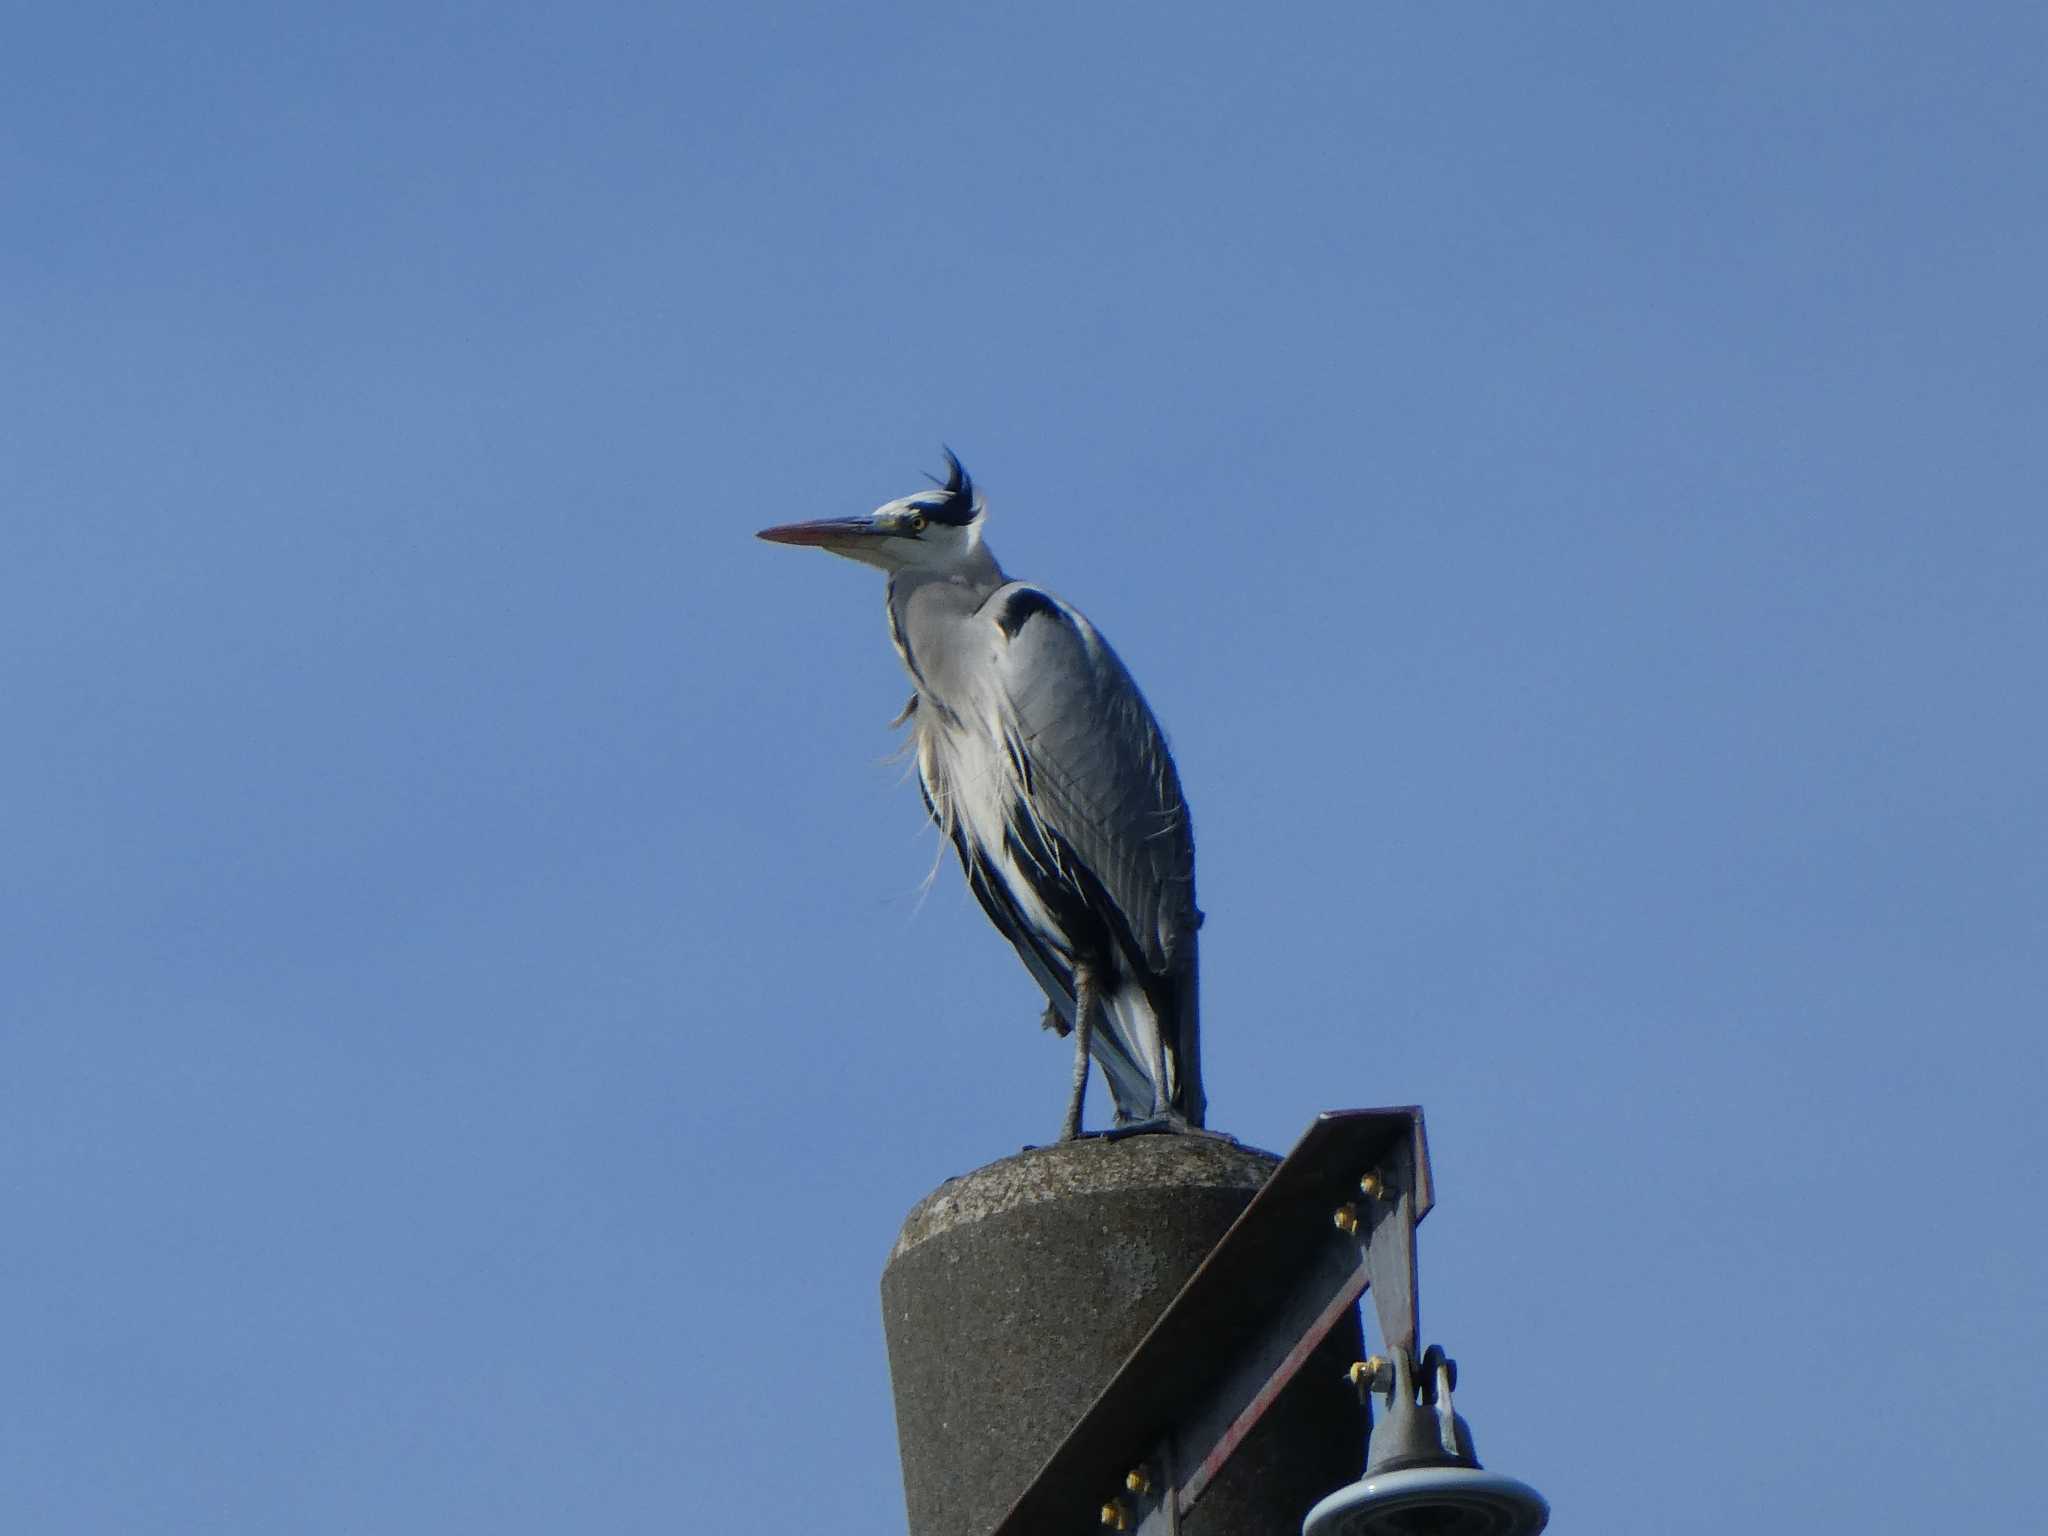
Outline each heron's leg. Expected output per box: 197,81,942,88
1145,1030,1173,1120
1059,966,1098,1142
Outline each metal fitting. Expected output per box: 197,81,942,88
1347,1355,1391,1393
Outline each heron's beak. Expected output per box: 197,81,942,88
757,515,908,570
755,516,886,548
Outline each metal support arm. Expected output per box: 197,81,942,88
990,1109,1433,1536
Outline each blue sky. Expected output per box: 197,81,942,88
3,3,2043,1531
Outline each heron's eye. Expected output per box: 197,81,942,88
907,513,929,533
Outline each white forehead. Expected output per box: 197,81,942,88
877,490,982,525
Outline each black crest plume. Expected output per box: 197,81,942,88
919,446,980,526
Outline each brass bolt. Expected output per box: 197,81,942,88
1347,1355,1390,1391
1125,1466,1152,1495
1332,1203,1360,1234
1101,1498,1131,1530
1359,1170,1387,1200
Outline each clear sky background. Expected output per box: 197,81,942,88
4,3,2043,1531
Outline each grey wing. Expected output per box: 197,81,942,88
985,585,1200,980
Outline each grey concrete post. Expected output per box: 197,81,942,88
881,1135,1364,1536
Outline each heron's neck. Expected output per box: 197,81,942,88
889,541,1006,602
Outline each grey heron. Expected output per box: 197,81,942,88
758,451,1205,1139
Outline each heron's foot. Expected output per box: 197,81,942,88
1022,1129,1108,1150
1039,1003,1071,1038
1102,1116,1178,1140
1101,1113,1236,1141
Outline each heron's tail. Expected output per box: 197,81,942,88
1090,992,1158,1124
1095,961,1204,1128
1170,930,1205,1127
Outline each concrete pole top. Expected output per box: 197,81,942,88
890,1134,1280,1264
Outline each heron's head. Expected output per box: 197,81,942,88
757,449,985,573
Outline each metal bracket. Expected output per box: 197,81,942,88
1358,1117,1423,1364
988,1108,1433,1536
1357,1344,1477,1475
